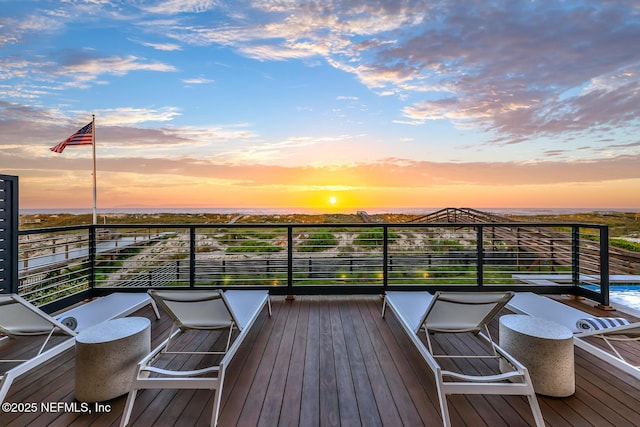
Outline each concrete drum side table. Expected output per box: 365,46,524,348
75,317,151,402
499,314,575,397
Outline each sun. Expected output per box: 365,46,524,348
329,196,337,205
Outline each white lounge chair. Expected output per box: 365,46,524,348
0,293,77,403
575,319,640,367
508,292,640,377
0,292,161,404
507,292,587,332
382,291,544,427
54,292,160,332
120,289,271,427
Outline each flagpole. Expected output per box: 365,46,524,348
91,114,97,225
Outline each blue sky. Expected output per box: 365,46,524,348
1,0,639,210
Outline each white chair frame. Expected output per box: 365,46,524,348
382,291,545,427
120,289,271,427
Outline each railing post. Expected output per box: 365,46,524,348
476,225,484,287
383,225,388,292
515,227,521,271
89,225,96,292
286,225,294,299
189,226,196,287
599,225,610,307
571,226,580,290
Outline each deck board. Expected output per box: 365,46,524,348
256,295,298,427
318,297,339,427
299,296,321,427
341,300,382,427
360,297,436,426
2,295,640,426
349,299,403,426
278,298,308,427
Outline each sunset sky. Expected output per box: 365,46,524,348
1,0,639,212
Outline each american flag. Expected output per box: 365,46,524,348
50,121,93,153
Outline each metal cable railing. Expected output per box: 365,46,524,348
16,222,614,310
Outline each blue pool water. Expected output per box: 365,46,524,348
584,285,640,312
608,286,640,312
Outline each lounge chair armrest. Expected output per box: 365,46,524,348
441,370,523,382
141,365,220,377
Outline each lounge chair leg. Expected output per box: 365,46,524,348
211,370,226,427
436,383,452,427
527,392,545,427
0,373,15,404
521,369,545,426
120,388,139,427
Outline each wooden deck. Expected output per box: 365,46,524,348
2,295,640,426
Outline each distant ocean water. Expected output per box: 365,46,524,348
19,207,640,215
